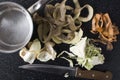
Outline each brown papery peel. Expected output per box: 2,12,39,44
91,13,119,50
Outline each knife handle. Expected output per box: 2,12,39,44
75,68,112,80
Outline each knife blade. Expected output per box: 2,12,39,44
19,64,112,80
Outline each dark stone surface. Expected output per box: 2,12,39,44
0,0,120,80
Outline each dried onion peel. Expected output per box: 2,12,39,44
91,13,119,50
33,0,93,44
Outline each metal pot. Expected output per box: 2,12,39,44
0,0,47,53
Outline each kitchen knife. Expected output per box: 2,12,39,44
19,64,112,80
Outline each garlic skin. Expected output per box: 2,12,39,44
37,42,57,62
19,39,57,63
19,39,41,64
19,50,37,64
29,39,41,52
45,42,57,60
37,50,54,62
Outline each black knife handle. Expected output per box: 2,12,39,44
75,68,112,80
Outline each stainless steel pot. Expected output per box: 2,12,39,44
0,0,47,53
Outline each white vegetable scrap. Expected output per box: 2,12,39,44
52,28,83,45
37,42,57,62
70,37,87,58
63,28,83,45
19,39,41,64
61,57,74,67
91,54,105,65
57,51,75,58
57,51,76,68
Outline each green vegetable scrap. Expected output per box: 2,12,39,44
73,37,105,70
59,37,105,70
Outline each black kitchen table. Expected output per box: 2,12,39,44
0,0,120,80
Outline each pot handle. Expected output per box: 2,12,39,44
27,0,48,14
